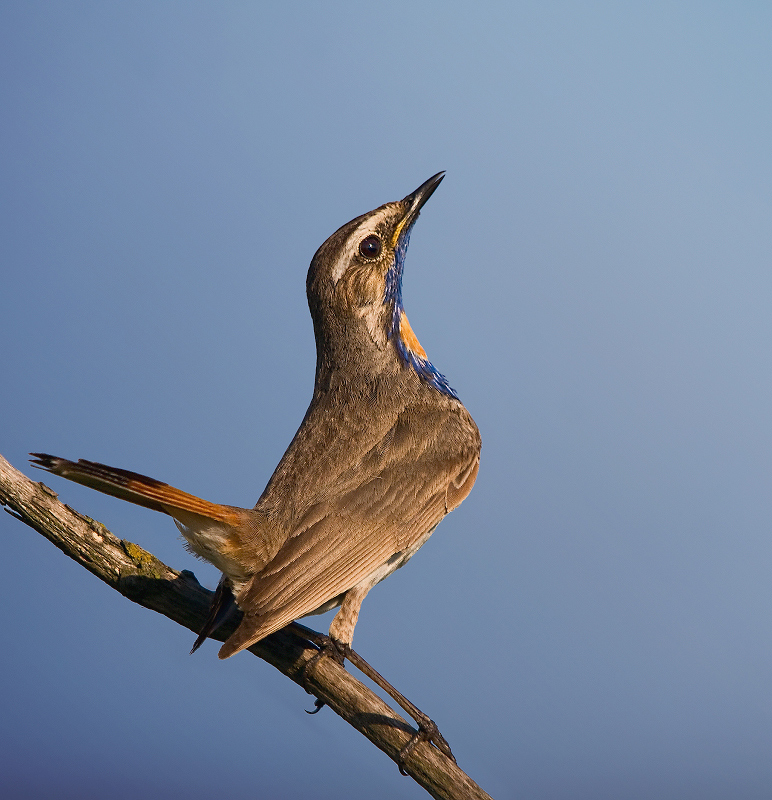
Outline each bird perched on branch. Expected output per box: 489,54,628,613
32,172,481,665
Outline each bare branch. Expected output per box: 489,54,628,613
0,453,493,800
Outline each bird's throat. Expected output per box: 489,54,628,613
398,312,427,359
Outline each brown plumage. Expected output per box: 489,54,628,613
31,173,481,660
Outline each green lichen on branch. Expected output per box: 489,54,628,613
121,539,170,580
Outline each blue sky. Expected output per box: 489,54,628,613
3,3,772,798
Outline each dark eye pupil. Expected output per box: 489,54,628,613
359,235,382,258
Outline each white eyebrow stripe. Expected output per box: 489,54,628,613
329,207,394,284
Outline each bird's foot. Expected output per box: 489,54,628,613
292,623,455,770
342,643,455,769
395,712,451,774
294,625,454,767
301,632,346,713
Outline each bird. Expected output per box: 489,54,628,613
31,172,480,677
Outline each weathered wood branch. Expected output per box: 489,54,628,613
0,453,492,800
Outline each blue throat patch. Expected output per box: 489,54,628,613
384,225,459,400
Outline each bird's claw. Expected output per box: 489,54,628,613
305,697,326,715
397,716,455,775
293,624,456,771
301,633,347,706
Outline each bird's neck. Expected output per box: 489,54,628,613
388,307,459,400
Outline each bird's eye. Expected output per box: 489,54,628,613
358,234,382,259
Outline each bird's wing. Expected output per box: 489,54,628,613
219,405,480,657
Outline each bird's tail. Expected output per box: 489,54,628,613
29,453,241,523
30,453,257,653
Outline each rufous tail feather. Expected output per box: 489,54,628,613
29,454,240,523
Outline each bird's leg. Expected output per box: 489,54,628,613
292,621,455,769
343,641,456,771
298,586,368,711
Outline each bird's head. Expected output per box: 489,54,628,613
307,173,456,397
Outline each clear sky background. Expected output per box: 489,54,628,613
2,3,772,799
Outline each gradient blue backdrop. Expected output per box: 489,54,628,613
3,3,772,798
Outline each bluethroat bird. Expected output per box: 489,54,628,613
31,173,480,760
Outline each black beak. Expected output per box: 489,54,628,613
402,172,445,217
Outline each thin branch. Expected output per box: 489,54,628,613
0,453,493,800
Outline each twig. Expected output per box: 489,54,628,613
0,453,493,800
